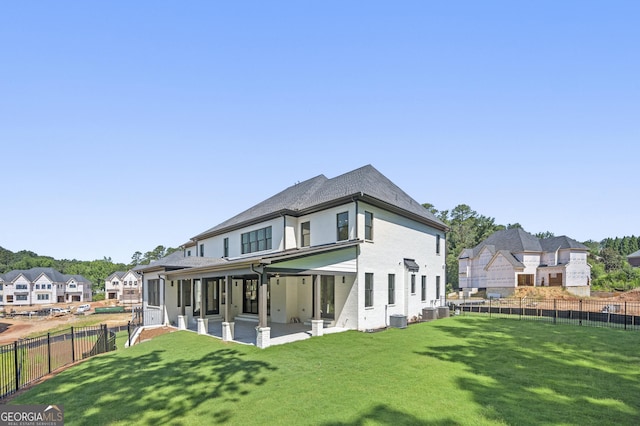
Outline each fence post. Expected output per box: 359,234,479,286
519,297,522,320
128,321,132,347
71,327,75,362
47,333,52,374
554,299,557,325
579,299,583,326
13,341,19,393
489,297,492,318
103,324,108,354
625,302,627,331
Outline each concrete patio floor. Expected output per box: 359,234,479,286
186,319,348,346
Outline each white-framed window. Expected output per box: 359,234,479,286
337,212,349,241
301,221,311,247
365,273,374,307
241,226,272,254
388,274,395,305
148,279,160,306
365,211,373,240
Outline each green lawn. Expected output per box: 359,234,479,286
9,317,640,425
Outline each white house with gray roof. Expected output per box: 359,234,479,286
458,228,591,297
0,267,92,307
136,165,448,348
105,270,142,304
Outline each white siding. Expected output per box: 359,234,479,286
356,202,445,331
485,254,516,288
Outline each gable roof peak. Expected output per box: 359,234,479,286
193,164,446,239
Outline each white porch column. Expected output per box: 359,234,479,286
311,319,324,337
197,318,209,335
256,326,271,349
222,275,234,341
178,314,188,330
222,322,234,341
312,275,323,336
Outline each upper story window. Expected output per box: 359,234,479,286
16,284,28,290
301,221,310,247
364,211,373,240
199,244,204,257
223,237,229,257
242,226,272,254
436,234,441,255
337,212,349,241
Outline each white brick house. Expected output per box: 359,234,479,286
0,267,92,307
136,165,448,347
105,270,142,304
458,228,591,297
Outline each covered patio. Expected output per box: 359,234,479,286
183,317,348,346
158,243,358,348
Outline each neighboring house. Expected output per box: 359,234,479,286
136,165,448,348
105,270,143,304
628,249,640,267
0,267,92,307
458,228,591,297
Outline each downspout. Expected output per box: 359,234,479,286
158,274,166,325
283,214,287,250
354,194,362,240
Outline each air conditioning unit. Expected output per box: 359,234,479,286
389,314,407,329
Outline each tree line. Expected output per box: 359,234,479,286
423,203,639,292
0,244,179,293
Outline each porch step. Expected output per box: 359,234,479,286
234,314,259,323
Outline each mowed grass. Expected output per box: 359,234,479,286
9,317,640,425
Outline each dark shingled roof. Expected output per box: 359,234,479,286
627,249,640,259
471,229,588,258
0,267,91,284
133,251,229,272
106,270,141,281
472,229,542,257
193,165,446,239
539,236,588,252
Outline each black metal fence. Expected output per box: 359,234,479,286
455,297,640,330
0,314,143,401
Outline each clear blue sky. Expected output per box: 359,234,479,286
1,1,638,264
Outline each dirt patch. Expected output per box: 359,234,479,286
513,287,576,300
136,326,175,344
0,313,131,346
